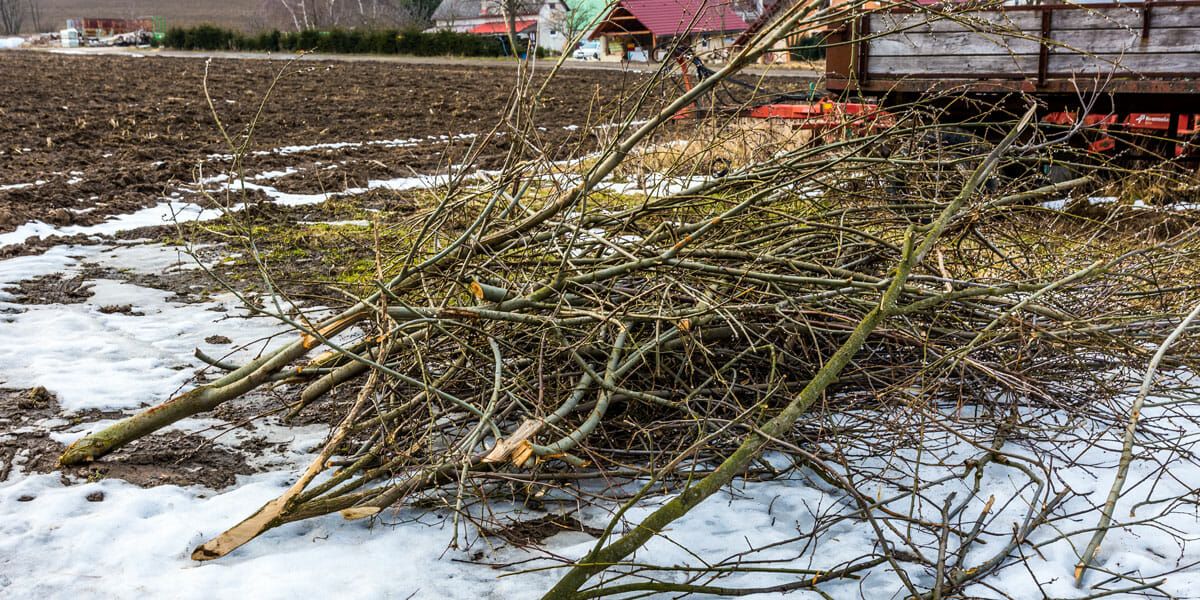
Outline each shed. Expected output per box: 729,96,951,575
589,0,748,62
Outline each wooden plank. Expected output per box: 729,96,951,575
868,27,1200,57
829,75,1200,98
1051,27,1200,54
1047,51,1200,74
868,54,1038,76
869,4,1200,35
870,32,1040,57
868,51,1198,78
1043,5,1199,31
868,53,1196,77
870,11,1040,35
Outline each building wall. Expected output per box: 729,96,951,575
433,0,571,52
537,2,569,53
595,31,743,63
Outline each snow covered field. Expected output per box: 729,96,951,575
3,161,1200,600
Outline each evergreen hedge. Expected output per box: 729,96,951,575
789,33,827,61
161,25,535,58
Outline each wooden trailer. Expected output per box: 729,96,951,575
825,1,1200,113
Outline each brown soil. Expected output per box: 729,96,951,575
0,51,651,490
0,51,644,248
0,234,103,260
3,273,94,304
0,387,256,489
78,251,230,303
484,513,606,548
69,431,256,489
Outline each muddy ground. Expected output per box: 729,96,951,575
0,51,652,245
0,386,254,490
0,50,658,490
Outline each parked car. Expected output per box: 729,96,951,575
573,40,600,60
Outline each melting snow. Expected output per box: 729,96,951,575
0,202,223,247
0,244,290,411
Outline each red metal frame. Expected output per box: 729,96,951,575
741,101,892,131
1043,111,1199,156
669,52,892,132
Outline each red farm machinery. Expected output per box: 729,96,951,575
670,1,1200,163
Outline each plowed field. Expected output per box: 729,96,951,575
0,51,643,253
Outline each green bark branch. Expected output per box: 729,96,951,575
541,108,1034,599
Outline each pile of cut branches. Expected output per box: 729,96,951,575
60,3,1200,598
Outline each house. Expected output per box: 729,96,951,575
431,0,581,53
588,0,748,62
733,0,876,64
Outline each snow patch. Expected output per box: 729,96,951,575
0,243,292,411
0,202,222,247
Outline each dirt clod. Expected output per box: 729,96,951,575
19,386,54,410
4,274,93,304
486,514,605,548
0,388,259,489
99,304,140,315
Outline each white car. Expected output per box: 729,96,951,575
573,41,600,60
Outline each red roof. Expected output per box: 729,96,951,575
468,20,537,35
612,0,748,37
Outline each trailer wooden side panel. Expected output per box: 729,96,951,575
826,2,1200,108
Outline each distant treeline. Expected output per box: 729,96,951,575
159,25,538,57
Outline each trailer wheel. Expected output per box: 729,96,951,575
708,157,731,178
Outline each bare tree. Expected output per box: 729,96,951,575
0,0,24,35
277,0,311,30
25,0,39,32
260,0,436,31
487,0,540,56
373,0,441,28
322,0,339,28
550,1,601,53
404,0,442,26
